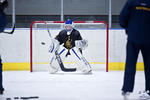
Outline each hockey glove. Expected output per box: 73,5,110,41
75,39,88,50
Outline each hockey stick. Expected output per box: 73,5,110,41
45,22,76,72
20,96,39,99
55,51,76,72
3,23,15,34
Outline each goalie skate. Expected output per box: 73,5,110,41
81,67,92,74
49,65,59,74
49,56,59,74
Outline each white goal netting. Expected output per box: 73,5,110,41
30,21,109,72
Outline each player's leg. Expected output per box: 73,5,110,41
49,54,59,74
0,56,4,94
48,40,62,73
74,39,91,73
71,48,92,74
49,48,66,73
122,40,140,94
141,44,150,96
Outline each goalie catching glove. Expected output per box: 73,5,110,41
49,39,60,53
75,39,88,50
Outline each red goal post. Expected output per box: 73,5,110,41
30,21,109,72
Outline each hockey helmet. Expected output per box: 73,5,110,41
65,19,73,25
65,19,73,31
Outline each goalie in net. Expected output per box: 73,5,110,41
49,19,92,74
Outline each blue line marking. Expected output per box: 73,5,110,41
58,48,66,56
72,49,81,60
54,48,65,60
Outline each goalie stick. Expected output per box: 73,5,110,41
20,96,39,99
55,50,76,72
45,22,76,72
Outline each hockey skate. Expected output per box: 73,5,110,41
81,67,92,74
0,89,4,95
122,91,130,100
139,91,150,100
49,64,59,74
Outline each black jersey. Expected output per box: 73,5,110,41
55,28,82,49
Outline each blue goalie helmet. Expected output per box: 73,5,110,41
65,19,74,31
65,19,73,25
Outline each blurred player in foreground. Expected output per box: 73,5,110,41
119,0,150,99
0,0,8,94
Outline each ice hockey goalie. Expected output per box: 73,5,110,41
49,19,92,74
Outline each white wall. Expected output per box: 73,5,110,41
0,29,30,63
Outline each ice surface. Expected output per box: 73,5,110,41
0,71,145,100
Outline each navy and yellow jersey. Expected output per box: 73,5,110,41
0,10,7,33
119,0,150,44
0,0,8,33
55,28,82,49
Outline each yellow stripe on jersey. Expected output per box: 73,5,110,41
136,6,150,12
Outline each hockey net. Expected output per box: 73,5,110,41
30,21,109,72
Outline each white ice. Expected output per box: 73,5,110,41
0,71,146,100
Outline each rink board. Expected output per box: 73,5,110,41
0,28,144,71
